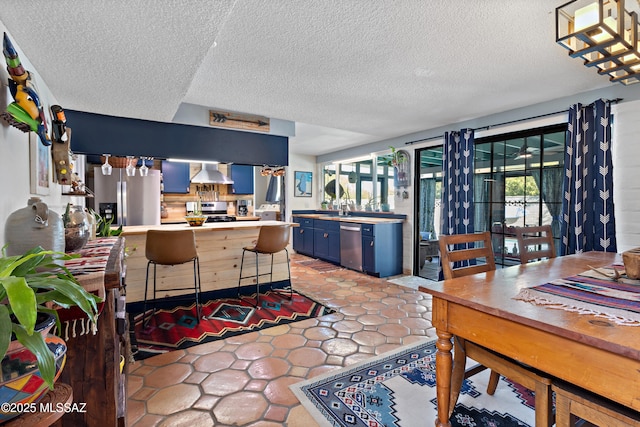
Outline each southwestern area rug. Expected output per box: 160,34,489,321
129,289,334,360
290,339,536,427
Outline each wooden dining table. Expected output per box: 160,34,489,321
418,251,640,427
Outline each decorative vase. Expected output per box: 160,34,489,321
85,208,97,240
6,312,56,354
4,198,64,256
64,205,90,252
0,313,67,423
0,335,67,423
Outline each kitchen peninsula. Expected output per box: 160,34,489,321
121,220,295,303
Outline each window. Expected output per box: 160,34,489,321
321,156,396,211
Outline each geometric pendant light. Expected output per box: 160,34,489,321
556,0,640,84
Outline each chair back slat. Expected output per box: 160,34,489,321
514,225,555,264
439,232,496,280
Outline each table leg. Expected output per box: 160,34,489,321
435,329,453,427
449,336,466,417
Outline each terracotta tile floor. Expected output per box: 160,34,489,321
127,253,435,426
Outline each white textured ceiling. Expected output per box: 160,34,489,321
0,1,615,156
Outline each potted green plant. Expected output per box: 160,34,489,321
0,245,102,389
387,146,408,168
89,209,123,237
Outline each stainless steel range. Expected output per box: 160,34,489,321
187,201,237,222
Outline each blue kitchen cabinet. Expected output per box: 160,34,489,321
230,164,254,194
292,217,314,256
162,160,190,193
361,222,402,277
313,219,340,264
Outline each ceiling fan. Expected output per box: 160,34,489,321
512,145,535,159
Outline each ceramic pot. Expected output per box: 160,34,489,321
6,312,56,354
4,198,64,256
0,335,67,422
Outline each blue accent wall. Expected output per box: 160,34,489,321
66,110,288,166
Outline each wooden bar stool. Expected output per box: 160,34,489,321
553,380,640,427
142,229,201,325
237,225,292,308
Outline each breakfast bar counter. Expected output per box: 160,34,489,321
121,220,296,302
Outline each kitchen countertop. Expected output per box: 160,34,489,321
121,220,296,236
292,214,404,224
161,215,261,224
234,216,261,221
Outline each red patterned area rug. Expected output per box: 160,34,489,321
130,290,334,360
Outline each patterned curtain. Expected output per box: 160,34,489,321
439,129,475,278
473,174,489,233
441,129,475,237
531,167,563,249
560,99,617,255
419,178,436,237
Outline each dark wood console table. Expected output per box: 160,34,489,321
53,237,127,427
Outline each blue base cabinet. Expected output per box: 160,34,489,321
292,217,314,256
292,215,403,277
362,222,402,277
313,220,341,264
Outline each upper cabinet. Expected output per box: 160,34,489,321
162,160,190,193
231,165,254,194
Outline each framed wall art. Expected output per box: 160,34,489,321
29,132,51,195
294,171,312,197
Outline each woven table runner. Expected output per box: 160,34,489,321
55,237,117,338
514,264,640,326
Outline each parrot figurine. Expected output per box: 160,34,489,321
1,32,51,146
50,104,68,143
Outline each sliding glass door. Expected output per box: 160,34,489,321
415,124,566,279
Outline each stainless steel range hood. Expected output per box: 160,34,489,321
191,163,234,184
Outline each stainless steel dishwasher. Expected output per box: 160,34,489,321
340,223,362,271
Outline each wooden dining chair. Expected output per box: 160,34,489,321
553,380,640,427
439,231,496,279
514,225,556,264
439,232,553,426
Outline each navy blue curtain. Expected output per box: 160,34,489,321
438,129,475,279
561,99,617,255
441,129,475,237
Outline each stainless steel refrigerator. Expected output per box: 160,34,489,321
93,167,161,226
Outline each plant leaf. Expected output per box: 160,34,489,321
0,305,12,360
12,323,56,390
29,277,101,320
1,276,37,334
